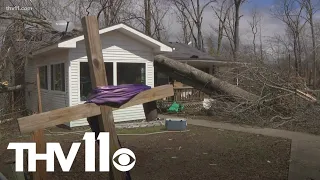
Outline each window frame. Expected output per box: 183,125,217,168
38,65,48,90
79,61,114,101
116,62,146,85
78,61,148,102
50,63,65,92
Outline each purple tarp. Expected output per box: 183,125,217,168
86,84,150,179
85,84,151,107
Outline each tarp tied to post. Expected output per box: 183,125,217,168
85,84,151,180
85,84,151,136
86,84,151,107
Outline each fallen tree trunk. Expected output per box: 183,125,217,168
154,55,260,102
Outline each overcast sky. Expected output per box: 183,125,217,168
165,0,286,44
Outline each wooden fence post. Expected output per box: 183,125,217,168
81,16,127,180
32,67,46,180
143,101,158,122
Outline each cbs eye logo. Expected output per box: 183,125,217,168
112,148,136,171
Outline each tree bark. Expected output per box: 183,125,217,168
212,0,231,56
216,5,224,56
297,32,303,76
196,0,203,51
154,55,260,102
304,0,317,88
144,0,151,36
233,0,241,61
310,14,316,88
259,20,263,60
293,36,299,77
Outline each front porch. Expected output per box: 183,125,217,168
154,61,218,113
164,86,206,102
157,86,208,113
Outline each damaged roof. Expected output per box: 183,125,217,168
161,42,226,61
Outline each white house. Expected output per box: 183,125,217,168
25,23,172,127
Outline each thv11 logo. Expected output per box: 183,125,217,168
7,132,136,172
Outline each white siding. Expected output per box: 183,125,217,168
68,31,155,127
25,51,69,115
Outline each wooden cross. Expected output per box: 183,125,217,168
18,16,173,180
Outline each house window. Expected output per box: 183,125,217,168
117,63,145,85
156,72,169,86
80,62,113,101
39,66,48,89
51,63,65,91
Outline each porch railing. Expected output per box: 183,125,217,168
163,87,206,102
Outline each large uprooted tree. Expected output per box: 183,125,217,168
155,55,319,130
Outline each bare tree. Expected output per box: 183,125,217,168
271,0,307,77
172,0,215,51
248,7,261,58
175,4,193,44
233,0,246,60
211,0,233,56
81,0,133,27
98,0,129,26
144,0,151,35
301,0,318,88
150,0,170,41
124,0,169,40
259,12,263,61
213,0,246,60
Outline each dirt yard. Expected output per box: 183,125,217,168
0,120,291,180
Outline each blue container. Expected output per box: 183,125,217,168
165,118,187,131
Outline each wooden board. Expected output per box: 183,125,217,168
118,85,173,109
32,67,46,180
18,85,173,133
81,16,126,180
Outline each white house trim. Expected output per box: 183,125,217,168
32,24,172,56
